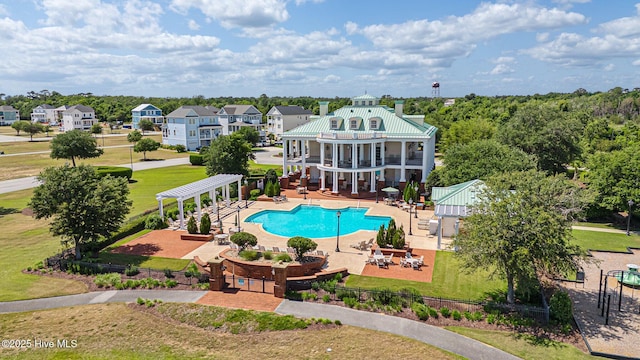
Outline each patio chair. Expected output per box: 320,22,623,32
374,248,382,256
287,247,296,254
272,246,280,253
365,238,374,249
350,241,366,250
418,255,424,266
385,253,394,265
412,260,421,270
316,250,325,256
257,245,265,251
400,257,407,267
377,258,388,269
366,255,376,265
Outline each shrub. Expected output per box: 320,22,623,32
136,297,145,305
275,253,292,262
333,273,343,282
471,311,484,322
199,213,211,234
440,307,451,318
239,250,260,261
164,279,178,288
165,208,179,221
124,265,139,276
334,320,342,325
187,216,198,234
145,214,167,230
265,168,278,184
336,288,357,301
249,189,261,200
464,311,473,321
175,144,187,153
285,290,302,301
95,166,132,180
452,310,462,321
392,226,406,249
322,294,331,303
287,236,317,261
263,250,273,260
163,268,174,278
94,273,121,288
189,154,204,165
184,263,200,278
428,307,439,319
550,290,573,325
231,231,258,251
412,303,429,320
311,281,321,291
343,297,358,308
487,313,497,324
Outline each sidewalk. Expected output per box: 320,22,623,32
276,300,520,360
0,289,520,359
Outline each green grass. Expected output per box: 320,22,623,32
249,161,282,174
0,165,209,301
346,251,505,301
94,252,189,271
445,326,591,360
104,229,153,250
572,229,640,252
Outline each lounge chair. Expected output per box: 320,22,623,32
287,247,296,254
257,245,265,251
365,238,374,249
272,246,280,253
316,250,325,256
350,241,366,250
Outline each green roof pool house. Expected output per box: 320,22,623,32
430,179,485,250
281,94,437,196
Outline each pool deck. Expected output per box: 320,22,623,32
182,197,448,276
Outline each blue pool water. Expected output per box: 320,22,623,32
246,205,391,238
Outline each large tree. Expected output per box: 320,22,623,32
23,122,44,141
139,119,155,135
11,120,30,135
452,170,589,304
497,103,582,174
29,165,132,259
134,138,160,160
204,133,255,177
50,130,104,166
234,127,260,146
440,139,536,186
586,144,640,212
127,129,142,143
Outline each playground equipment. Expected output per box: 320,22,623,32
615,264,640,287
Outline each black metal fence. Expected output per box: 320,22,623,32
333,285,550,324
224,274,274,294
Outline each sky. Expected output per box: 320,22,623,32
1,0,639,98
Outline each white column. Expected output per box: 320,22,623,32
370,143,376,167
339,144,345,180
320,170,326,190
400,140,406,182
282,139,288,175
332,171,338,193
320,142,325,166
178,199,185,229
369,172,376,192
421,140,429,183
301,140,307,178
237,180,242,202
225,185,230,206
195,194,202,222
158,199,164,218
352,172,358,194
351,144,357,169
332,143,338,168
437,217,442,250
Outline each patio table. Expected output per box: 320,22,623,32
214,233,229,245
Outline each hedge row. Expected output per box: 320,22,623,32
190,154,204,166
95,166,132,180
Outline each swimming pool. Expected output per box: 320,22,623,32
246,205,391,238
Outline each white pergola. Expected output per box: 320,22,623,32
156,174,244,230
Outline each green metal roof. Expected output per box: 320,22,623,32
432,179,485,206
283,104,437,138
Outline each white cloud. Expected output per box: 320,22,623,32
603,63,615,71
536,32,550,42
490,64,514,75
494,57,515,64
295,0,324,5
188,19,200,30
170,0,289,29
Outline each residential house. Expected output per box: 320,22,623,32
53,105,69,126
31,104,57,125
217,104,265,141
281,94,437,196
131,104,164,130
61,105,98,132
163,105,221,151
430,179,485,249
0,105,20,126
266,105,313,141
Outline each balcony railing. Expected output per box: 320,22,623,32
317,132,385,140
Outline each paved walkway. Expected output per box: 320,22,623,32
276,300,520,360
0,290,520,359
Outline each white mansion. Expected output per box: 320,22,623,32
281,94,437,195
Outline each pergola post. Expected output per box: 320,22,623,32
437,216,442,250
178,199,185,229
195,193,202,222
157,198,164,218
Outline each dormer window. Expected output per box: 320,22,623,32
350,119,358,129
331,119,338,129
369,117,381,130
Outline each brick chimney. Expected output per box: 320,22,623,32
319,101,329,117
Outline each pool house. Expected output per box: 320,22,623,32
280,94,437,195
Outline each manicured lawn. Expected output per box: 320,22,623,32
446,327,590,360
249,161,282,174
572,229,640,252
0,165,210,301
94,252,189,271
346,251,505,301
